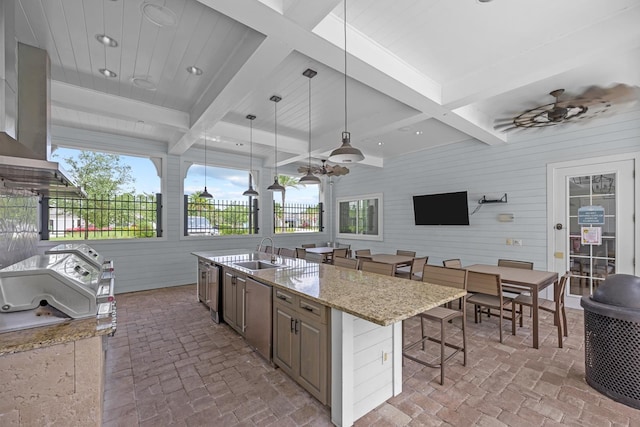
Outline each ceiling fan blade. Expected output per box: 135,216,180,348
297,166,310,173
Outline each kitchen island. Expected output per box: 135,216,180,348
193,251,465,426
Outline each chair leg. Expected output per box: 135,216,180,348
561,306,568,337
462,310,467,366
498,307,503,343
555,310,563,348
420,317,426,351
518,303,524,327
511,303,517,336
440,319,446,385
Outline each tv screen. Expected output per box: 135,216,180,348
412,191,470,225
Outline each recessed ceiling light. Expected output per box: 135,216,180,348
95,34,118,47
131,76,157,91
186,65,203,76
415,131,423,135
477,0,493,3
99,68,117,78
141,2,177,27
377,142,384,146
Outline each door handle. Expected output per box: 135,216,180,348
555,223,563,230
290,318,295,332
294,319,299,334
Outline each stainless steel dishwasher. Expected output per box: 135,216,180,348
245,277,272,361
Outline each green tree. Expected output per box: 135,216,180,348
64,151,134,197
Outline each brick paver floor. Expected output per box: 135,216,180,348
103,284,640,426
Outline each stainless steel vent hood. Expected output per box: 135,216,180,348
0,40,84,197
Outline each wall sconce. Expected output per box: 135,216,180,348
497,213,515,222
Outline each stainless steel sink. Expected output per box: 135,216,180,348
233,260,280,270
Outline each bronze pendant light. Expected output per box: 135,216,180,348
267,95,285,192
328,0,364,164
200,128,212,198
299,68,321,184
242,114,259,197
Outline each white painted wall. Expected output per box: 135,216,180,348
332,109,640,270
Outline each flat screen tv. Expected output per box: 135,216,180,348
412,191,470,225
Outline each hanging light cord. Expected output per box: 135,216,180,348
249,119,253,172
204,129,207,188
274,101,278,177
308,78,312,168
343,0,348,134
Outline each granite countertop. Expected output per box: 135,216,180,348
193,251,465,326
0,316,115,356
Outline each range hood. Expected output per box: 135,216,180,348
0,40,84,197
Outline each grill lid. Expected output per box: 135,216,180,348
591,274,640,309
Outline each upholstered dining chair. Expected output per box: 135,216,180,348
360,260,395,276
333,257,359,270
514,271,570,348
442,259,462,268
396,256,428,280
402,264,467,385
466,271,518,343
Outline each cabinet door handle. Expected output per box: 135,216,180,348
276,294,288,301
294,319,299,334
242,287,246,332
301,304,314,312
290,318,295,332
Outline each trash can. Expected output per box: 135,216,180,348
581,274,640,409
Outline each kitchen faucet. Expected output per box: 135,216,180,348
258,237,277,263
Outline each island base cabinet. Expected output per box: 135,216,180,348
273,289,329,406
222,269,246,335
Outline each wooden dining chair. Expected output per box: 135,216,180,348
396,256,428,280
304,252,324,263
402,265,467,385
355,249,371,258
466,271,517,343
329,247,348,264
279,248,296,258
295,248,306,259
442,259,462,268
498,259,534,294
360,260,395,276
514,272,570,348
301,243,317,248
333,257,359,270
396,250,416,257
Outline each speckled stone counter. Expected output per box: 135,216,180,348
193,251,465,326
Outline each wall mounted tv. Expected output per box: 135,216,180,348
412,191,470,225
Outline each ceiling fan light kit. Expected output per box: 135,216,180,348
328,0,365,164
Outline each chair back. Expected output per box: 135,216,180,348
332,248,348,259
355,249,371,258
333,257,359,269
555,271,570,306
443,259,462,268
295,248,306,259
396,250,416,257
422,265,467,290
410,256,428,276
279,248,296,258
467,271,501,296
305,252,324,263
498,259,534,270
360,260,395,276
262,245,272,253
302,243,316,248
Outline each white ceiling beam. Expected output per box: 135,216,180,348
168,36,294,155
51,81,190,131
283,0,342,30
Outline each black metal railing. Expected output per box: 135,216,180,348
42,193,162,240
274,202,323,234
184,196,259,236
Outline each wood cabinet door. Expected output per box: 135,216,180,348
222,271,235,326
198,263,208,303
297,316,327,404
273,303,296,376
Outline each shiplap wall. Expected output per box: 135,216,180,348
332,109,640,270
44,127,329,293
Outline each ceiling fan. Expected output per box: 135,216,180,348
494,83,640,132
298,160,349,178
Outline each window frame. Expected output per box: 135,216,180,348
335,193,383,241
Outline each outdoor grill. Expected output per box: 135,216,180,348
0,249,115,334
581,274,640,410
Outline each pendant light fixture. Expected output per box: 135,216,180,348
242,114,259,197
200,128,213,198
267,95,285,192
328,0,364,164
299,68,321,184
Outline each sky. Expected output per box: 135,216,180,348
53,147,319,204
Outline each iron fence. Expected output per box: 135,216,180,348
274,202,323,234
184,196,259,236
42,194,162,240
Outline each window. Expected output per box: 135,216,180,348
272,175,323,234
44,148,162,240
336,193,383,241
183,165,258,236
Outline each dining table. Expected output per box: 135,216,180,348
369,254,415,273
465,264,559,349
303,246,335,263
